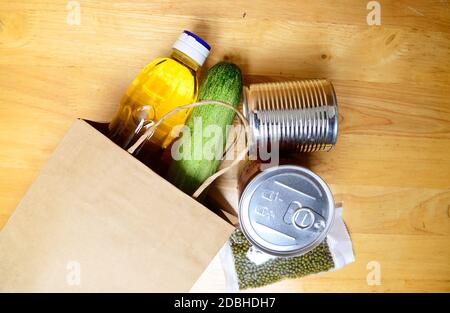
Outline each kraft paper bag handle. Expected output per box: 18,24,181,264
127,100,251,199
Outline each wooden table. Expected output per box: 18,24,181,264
0,1,449,292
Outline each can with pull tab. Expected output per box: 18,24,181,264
238,165,335,257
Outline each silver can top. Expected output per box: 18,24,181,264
239,165,335,257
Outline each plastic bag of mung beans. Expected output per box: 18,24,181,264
219,206,354,291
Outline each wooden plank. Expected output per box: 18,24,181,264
0,2,449,86
193,233,450,292
0,0,449,292
1,1,449,31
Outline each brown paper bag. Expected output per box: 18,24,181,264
0,119,234,292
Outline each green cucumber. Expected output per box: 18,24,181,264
166,61,243,195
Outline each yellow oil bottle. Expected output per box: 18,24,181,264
108,30,211,150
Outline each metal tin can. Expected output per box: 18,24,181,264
238,165,334,257
242,79,339,153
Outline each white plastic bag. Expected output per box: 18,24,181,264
219,206,354,291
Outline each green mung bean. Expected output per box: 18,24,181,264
229,229,334,290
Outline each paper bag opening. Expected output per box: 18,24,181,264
0,119,234,292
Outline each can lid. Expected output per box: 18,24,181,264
239,165,335,257
172,30,211,66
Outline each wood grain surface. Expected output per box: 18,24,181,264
0,0,449,292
